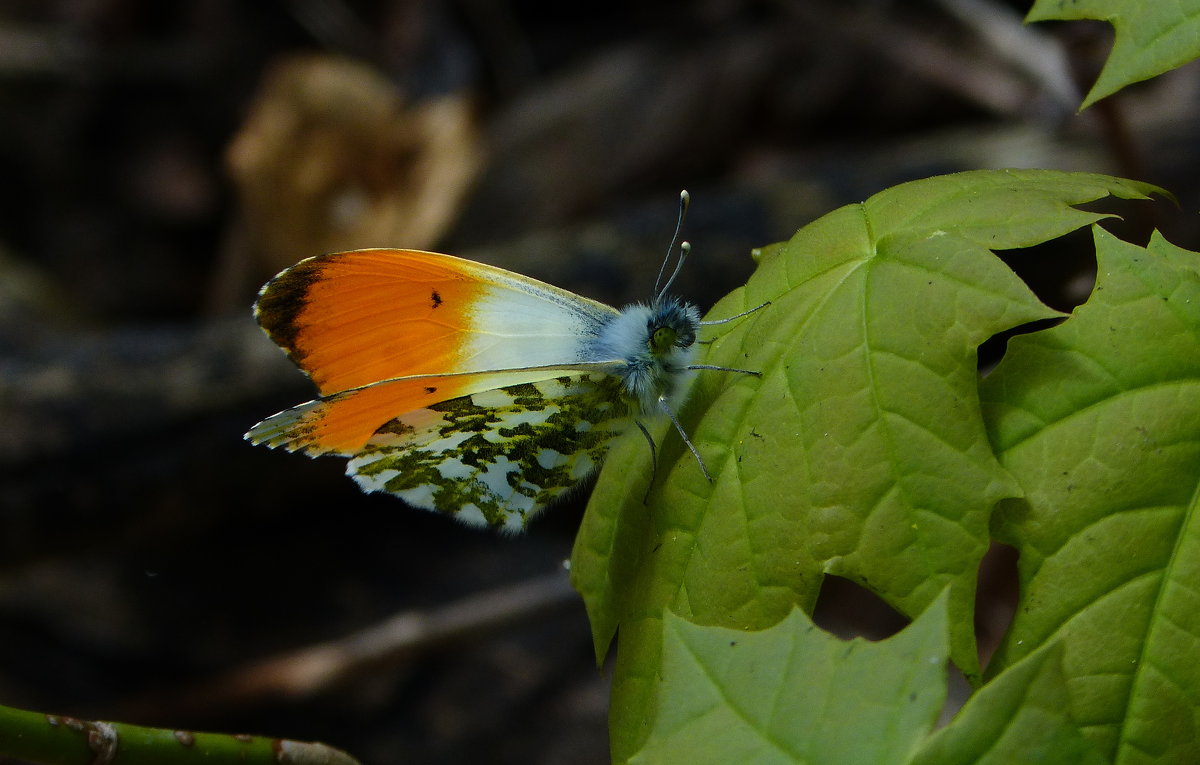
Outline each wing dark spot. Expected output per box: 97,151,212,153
424,386,438,394
430,290,443,309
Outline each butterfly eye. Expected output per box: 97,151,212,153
649,325,678,354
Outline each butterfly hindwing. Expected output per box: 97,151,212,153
347,373,632,531
245,368,604,457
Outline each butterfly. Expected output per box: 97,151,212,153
245,192,761,531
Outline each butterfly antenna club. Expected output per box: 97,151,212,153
653,189,691,298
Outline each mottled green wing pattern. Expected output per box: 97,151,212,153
348,373,633,531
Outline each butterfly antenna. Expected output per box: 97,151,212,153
654,189,691,299
656,242,691,301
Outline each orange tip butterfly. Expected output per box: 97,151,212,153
246,191,762,531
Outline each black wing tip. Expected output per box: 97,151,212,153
253,256,334,343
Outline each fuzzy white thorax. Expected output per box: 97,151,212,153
586,297,701,416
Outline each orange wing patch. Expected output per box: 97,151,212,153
246,368,578,456
255,250,489,395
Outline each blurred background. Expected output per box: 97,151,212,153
0,1,1195,763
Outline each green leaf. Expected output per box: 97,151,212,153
1027,0,1200,109
570,169,1164,762
628,596,1109,765
630,593,950,765
913,643,1107,765
981,227,1200,764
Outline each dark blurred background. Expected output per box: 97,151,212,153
0,1,1194,763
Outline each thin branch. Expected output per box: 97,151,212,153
0,703,360,765
132,570,579,718
934,0,1079,111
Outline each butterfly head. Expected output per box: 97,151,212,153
646,294,698,355
590,294,700,417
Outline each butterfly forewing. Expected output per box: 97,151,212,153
254,249,619,395
347,374,632,531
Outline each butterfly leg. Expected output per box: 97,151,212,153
697,301,771,326
659,396,713,483
634,420,659,504
696,300,770,345
688,363,761,376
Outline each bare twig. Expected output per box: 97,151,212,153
0,703,360,765
934,0,1079,111
131,569,578,718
